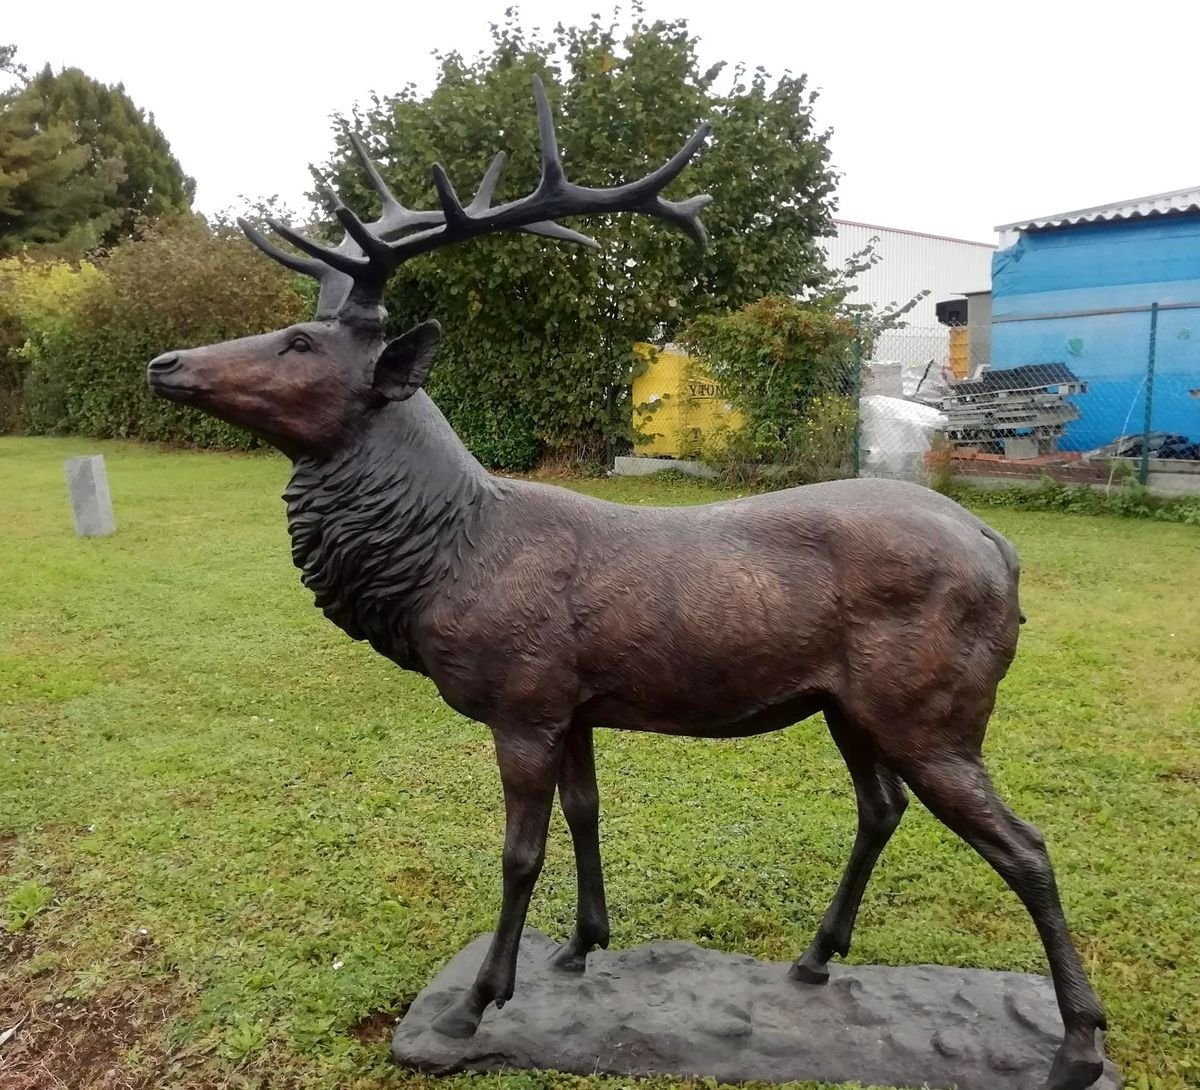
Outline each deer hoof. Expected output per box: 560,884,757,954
550,943,588,974
1043,1041,1104,1090
432,1000,482,1039
552,952,587,973
788,952,830,986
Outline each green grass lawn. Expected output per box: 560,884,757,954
1,436,1197,1090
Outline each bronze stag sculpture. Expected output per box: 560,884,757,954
147,78,1106,1090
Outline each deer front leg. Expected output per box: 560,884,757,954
432,727,565,1038
551,726,610,973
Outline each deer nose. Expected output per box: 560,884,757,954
148,352,182,377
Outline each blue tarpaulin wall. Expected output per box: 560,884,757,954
991,215,1200,450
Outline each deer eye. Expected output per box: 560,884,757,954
283,335,312,354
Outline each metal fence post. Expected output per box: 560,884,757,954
1139,302,1159,486
851,328,864,478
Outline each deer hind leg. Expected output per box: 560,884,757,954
791,712,908,985
550,726,610,973
432,725,566,1039
900,752,1107,1090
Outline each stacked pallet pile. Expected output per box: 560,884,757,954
939,363,1086,457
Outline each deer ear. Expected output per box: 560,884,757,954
372,320,442,402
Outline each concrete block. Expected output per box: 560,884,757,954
613,455,717,479
65,455,116,537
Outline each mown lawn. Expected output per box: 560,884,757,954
1,436,1197,1090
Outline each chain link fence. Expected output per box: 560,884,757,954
855,310,1200,496
626,308,1200,498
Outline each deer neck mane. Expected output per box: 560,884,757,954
283,391,495,670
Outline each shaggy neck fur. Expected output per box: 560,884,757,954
283,391,495,671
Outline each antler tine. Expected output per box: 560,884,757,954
522,76,599,246
429,163,472,231
237,218,331,279
647,192,713,248
349,132,444,238
522,221,601,248
347,133,394,207
468,152,508,214
530,75,566,192
465,150,599,247
620,122,713,200
264,216,370,277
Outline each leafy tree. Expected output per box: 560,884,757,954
0,87,116,256
0,50,194,257
0,44,28,85
316,7,837,466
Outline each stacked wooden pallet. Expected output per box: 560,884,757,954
939,363,1086,453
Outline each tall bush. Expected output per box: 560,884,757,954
0,256,105,432
0,258,32,431
680,295,861,485
21,215,307,446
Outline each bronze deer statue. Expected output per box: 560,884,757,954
147,78,1106,1090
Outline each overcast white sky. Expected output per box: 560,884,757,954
6,0,1199,242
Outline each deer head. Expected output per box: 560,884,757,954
147,78,712,460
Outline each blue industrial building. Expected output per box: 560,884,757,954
991,188,1200,452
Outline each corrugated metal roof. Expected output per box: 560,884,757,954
833,218,995,249
996,186,1200,234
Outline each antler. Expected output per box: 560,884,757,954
238,132,444,319
239,76,712,319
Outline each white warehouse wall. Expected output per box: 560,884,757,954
821,219,995,376
821,220,994,325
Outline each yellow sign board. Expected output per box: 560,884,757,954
632,344,743,457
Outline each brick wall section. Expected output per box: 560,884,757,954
927,450,1115,485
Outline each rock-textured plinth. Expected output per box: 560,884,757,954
392,929,1118,1090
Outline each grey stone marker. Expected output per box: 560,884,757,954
393,929,1120,1090
65,455,116,537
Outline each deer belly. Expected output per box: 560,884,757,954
574,686,829,738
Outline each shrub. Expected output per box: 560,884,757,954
944,476,1200,526
0,261,30,431
0,257,106,432
681,295,860,486
433,391,541,472
20,215,308,447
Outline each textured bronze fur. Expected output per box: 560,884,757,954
147,88,1107,1090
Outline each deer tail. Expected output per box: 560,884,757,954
980,525,1026,624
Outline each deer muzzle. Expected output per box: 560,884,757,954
147,350,208,403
